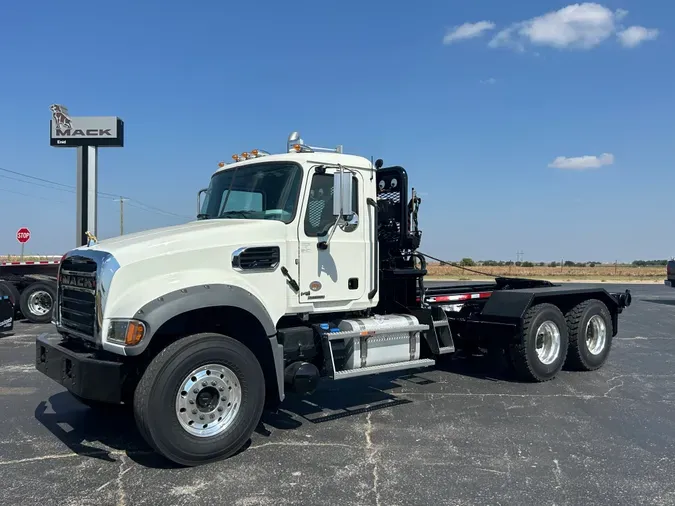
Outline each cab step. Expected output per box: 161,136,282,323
333,359,436,380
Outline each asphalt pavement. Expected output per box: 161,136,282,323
1,283,674,506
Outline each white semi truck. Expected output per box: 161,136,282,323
35,132,632,466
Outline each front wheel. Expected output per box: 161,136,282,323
133,333,265,466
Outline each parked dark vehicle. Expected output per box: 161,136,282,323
665,259,675,288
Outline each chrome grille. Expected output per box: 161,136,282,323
59,257,97,340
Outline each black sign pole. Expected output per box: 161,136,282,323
75,146,98,247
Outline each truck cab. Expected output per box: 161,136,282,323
36,131,632,467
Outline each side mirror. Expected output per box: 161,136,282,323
333,170,353,217
197,188,208,217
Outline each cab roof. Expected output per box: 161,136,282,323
212,151,374,177
211,131,375,177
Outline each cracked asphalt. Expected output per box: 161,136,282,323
1,283,674,506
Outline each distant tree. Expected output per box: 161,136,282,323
538,262,545,267
504,261,514,266
460,257,475,266
522,261,534,267
632,260,668,267
549,261,558,267
564,260,576,267
515,261,522,267
589,262,596,268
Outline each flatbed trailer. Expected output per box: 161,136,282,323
0,259,60,323
34,131,633,466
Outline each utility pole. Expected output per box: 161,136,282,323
114,197,128,235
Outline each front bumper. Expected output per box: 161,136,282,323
665,280,675,288
35,333,125,403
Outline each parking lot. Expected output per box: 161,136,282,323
1,282,674,506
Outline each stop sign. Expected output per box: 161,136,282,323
16,227,31,244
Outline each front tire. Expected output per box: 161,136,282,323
508,303,569,382
133,333,265,466
564,299,613,371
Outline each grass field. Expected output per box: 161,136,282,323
426,263,664,283
1,255,61,263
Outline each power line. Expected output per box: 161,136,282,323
0,166,192,219
0,173,92,196
0,187,70,205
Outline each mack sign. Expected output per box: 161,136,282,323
50,104,124,147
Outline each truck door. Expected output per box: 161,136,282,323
297,167,367,305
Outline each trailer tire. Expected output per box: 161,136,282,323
133,332,265,467
508,303,569,382
19,282,56,323
564,299,613,371
0,281,20,311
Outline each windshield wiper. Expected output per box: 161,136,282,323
219,210,255,219
196,213,209,220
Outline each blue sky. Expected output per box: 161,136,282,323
0,0,673,262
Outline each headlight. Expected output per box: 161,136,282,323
107,319,146,346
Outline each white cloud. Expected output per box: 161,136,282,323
618,26,660,47
548,153,615,170
615,8,629,21
479,78,497,85
443,21,496,44
488,3,658,51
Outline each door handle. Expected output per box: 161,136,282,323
367,198,378,300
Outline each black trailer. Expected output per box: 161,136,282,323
0,259,60,324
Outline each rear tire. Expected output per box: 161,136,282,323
133,333,265,466
508,303,569,382
19,282,56,323
564,299,613,371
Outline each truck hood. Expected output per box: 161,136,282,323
78,219,287,266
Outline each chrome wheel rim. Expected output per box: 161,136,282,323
27,291,52,316
175,364,242,438
535,321,561,365
585,315,607,356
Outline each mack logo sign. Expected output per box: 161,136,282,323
60,274,96,291
50,104,124,147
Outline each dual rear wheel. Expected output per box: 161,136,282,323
508,299,613,382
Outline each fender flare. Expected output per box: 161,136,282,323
126,284,285,401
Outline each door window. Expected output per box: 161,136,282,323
304,173,359,237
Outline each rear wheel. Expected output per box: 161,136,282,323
564,299,613,371
508,303,569,382
133,333,265,466
19,282,55,323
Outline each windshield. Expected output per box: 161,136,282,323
199,162,303,223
